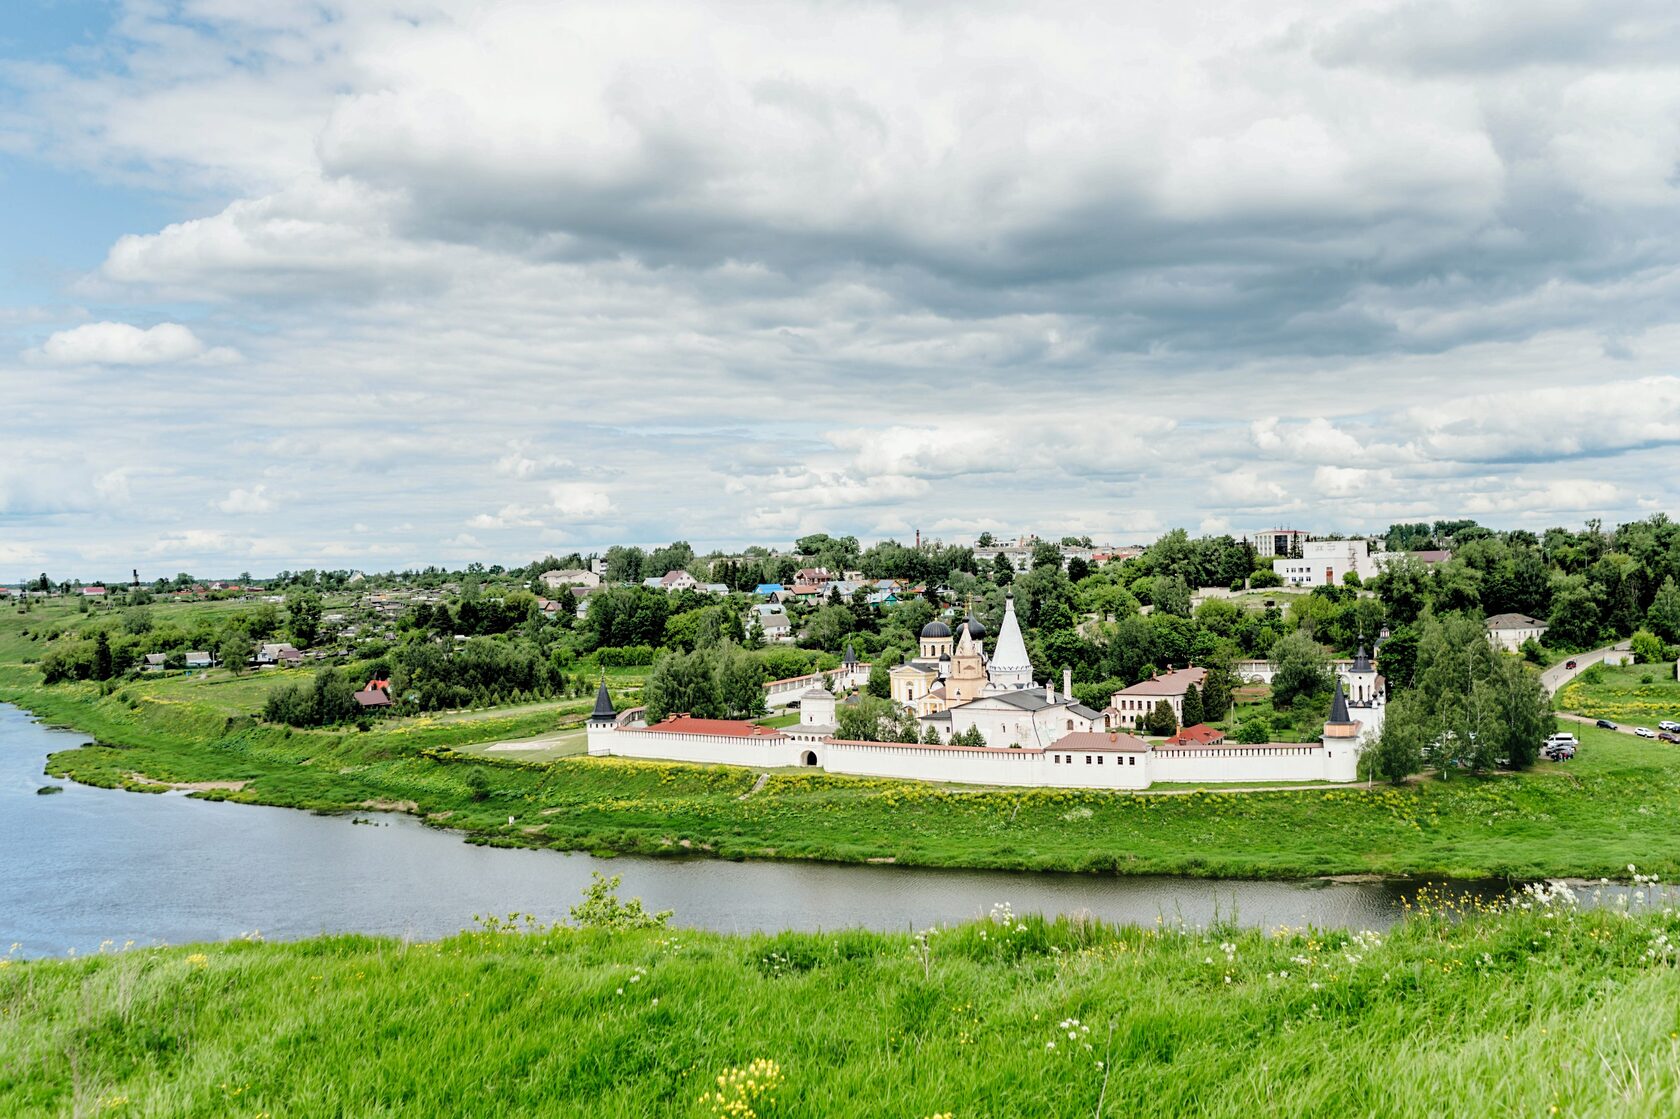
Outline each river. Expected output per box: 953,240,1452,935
3,703,1505,958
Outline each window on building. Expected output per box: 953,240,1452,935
1085,755,1092,764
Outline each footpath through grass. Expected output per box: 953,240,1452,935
3,892,1679,1117
6,602,1680,879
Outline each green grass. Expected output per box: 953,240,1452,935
3,895,1679,1117
756,711,802,729
1557,662,1680,724
7,600,1680,879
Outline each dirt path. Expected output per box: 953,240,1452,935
737,773,771,800
126,772,248,792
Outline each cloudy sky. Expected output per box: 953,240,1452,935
3,0,1679,578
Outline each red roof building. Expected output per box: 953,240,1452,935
1163,723,1226,748
644,715,786,739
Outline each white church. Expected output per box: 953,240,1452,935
584,593,1376,790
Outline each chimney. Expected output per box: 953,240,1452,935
1046,681,1054,704
1063,667,1073,699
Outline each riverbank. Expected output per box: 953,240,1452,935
7,671,1680,881
3,891,1677,1117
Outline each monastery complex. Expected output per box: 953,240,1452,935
587,594,1387,790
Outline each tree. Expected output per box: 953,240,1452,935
219,632,250,674
92,631,114,681
1199,664,1234,721
835,695,898,741
951,725,987,748
718,645,768,719
1649,576,1680,643
1144,699,1178,737
921,724,943,745
1180,684,1204,727
643,648,723,721
1151,575,1192,618
1235,717,1270,744
866,658,894,699
1371,710,1427,784
1630,629,1667,665
992,554,1015,584
1269,631,1330,708
121,607,153,635
286,590,323,647
1546,574,1600,648
976,532,995,548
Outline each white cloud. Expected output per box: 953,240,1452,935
1211,470,1290,506
548,484,613,520
215,486,275,514
467,504,541,529
26,321,237,366
24,320,241,364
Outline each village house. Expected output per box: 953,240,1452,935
642,570,699,593
1486,613,1548,652
1109,665,1208,729
184,650,212,669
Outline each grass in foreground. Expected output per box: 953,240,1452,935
2,888,1678,1117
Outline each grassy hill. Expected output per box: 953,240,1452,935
3,888,1677,1117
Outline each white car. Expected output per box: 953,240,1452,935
1635,726,1657,739
1659,720,1680,733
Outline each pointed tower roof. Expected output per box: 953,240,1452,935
590,675,616,722
1351,642,1373,674
987,593,1034,688
1328,678,1352,725
842,641,858,666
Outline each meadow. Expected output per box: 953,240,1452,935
1555,662,1680,725
7,599,1680,880
2,883,1677,1117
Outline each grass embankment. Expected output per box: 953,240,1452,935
4,895,1679,1117
6,601,1680,879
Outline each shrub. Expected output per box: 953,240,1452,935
569,872,671,930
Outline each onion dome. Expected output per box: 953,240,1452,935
920,619,952,639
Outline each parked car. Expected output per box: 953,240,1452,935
1546,732,1579,748
1659,720,1680,733
1543,743,1576,761
1660,732,1680,745
1636,726,1657,739
1565,660,1578,670
1596,719,1618,729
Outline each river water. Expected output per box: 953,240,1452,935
3,703,1505,958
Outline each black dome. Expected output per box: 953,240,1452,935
961,615,986,640
920,620,952,639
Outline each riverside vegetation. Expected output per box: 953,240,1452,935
2,876,1678,1117
4,596,1680,879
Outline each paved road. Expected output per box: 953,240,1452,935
1540,641,1633,695
1557,711,1650,738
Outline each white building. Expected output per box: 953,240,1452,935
540,569,600,590
1252,529,1311,558
1486,613,1548,653
1273,539,1388,587
1110,666,1208,729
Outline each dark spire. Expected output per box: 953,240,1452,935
1351,641,1373,673
1329,677,1351,724
590,674,616,722
842,641,857,666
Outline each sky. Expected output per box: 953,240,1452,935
3,0,1680,579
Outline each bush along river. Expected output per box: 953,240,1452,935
3,702,1639,959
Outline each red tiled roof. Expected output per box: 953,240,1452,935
645,715,786,739
1051,731,1151,753
1165,723,1225,746
1114,666,1206,697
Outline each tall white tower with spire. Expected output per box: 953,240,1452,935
987,593,1035,690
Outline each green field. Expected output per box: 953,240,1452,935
8,599,1680,879
3,889,1678,1118
1556,662,1680,725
